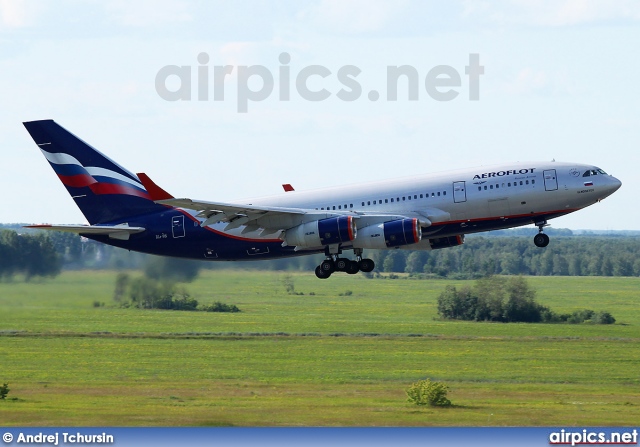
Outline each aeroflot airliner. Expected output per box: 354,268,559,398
23,120,622,279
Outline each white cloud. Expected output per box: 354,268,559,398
501,67,578,97
299,0,409,34
105,0,193,27
0,0,41,28
463,0,640,27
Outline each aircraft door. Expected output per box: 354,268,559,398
172,215,186,238
543,169,558,191
453,181,467,203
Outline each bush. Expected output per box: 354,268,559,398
436,277,615,325
0,383,9,400
593,311,616,324
200,302,240,313
406,378,451,407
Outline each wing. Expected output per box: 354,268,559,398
24,224,145,240
155,197,354,234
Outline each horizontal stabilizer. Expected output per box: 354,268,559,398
25,224,146,240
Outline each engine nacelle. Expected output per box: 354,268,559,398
283,216,356,248
401,234,465,251
353,218,422,249
428,235,464,249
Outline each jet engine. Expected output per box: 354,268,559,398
400,234,465,251
428,235,464,249
283,216,356,248
353,218,422,249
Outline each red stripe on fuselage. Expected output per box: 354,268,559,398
173,208,283,243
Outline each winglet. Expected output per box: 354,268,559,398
282,184,295,192
136,173,174,200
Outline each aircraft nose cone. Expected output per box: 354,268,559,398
604,176,622,196
611,176,622,192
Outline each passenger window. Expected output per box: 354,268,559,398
391,198,394,202
338,205,341,209
484,186,487,190
443,191,446,196
431,193,435,197
508,182,511,187
420,194,423,198
532,180,535,184
367,201,371,205
385,199,388,203
437,192,441,196
520,181,523,185
526,180,529,185
490,185,493,189
496,184,499,189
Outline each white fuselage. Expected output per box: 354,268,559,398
211,161,621,246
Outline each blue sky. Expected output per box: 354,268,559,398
1,0,638,230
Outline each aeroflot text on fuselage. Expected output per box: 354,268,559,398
472,168,536,180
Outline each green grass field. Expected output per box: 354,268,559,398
1,270,639,426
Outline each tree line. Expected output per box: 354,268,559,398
4,224,640,278
0,230,60,280
374,236,640,277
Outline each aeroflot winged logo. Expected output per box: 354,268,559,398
472,168,536,180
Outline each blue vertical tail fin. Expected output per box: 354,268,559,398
23,119,166,225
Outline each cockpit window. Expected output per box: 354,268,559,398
583,169,601,177
597,168,607,175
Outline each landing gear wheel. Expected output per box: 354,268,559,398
358,258,375,273
534,233,550,248
320,259,335,274
335,257,350,271
345,260,360,275
315,265,331,279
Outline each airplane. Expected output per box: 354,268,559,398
23,119,622,279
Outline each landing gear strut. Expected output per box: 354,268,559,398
314,247,375,279
533,220,550,248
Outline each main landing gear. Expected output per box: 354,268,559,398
315,247,375,279
533,220,550,248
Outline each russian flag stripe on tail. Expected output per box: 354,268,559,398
24,119,166,225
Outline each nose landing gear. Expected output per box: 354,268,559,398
533,220,550,247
